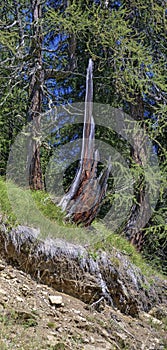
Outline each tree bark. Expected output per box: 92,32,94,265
124,94,150,251
59,59,111,226
27,0,43,190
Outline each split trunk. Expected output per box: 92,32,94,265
59,59,111,226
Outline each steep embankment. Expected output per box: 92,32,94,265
0,217,167,349
0,223,167,315
0,255,167,350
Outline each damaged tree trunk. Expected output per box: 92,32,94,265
124,94,150,251
27,0,43,190
59,59,111,226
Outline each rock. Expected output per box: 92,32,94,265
46,334,56,346
115,332,127,341
49,295,63,306
16,296,24,302
83,338,89,343
41,291,48,296
149,305,167,320
74,315,87,322
0,304,4,312
0,288,6,295
6,272,17,279
101,329,109,337
72,308,81,315
57,327,64,333
90,336,95,344
84,345,111,350
140,312,162,325
0,263,6,271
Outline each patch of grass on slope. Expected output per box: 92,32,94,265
0,176,64,226
0,176,83,242
31,190,64,225
0,176,165,278
0,176,17,223
91,221,166,279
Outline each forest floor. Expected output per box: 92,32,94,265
0,256,167,350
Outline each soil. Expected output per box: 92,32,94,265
0,257,167,350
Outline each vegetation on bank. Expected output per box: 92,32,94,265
0,176,166,279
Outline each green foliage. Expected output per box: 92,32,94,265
47,0,166,101
143,222,167,274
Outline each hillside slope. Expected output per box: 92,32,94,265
0,178,167,349
0,256,167,350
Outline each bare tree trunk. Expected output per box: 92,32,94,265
124,94,150,251
28,0,43,190
59,59,111,226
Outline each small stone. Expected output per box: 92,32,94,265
83,338,89,343
57,327,63,332
149,306,167,320
22,284,30,290
49,295,63,306
72,309,81,315
46,334,56,345
0,304,4,313
0,288,6,295
101,329,109,337
141,312,162,325
3,297,8,302
75,315,87,322
90,336,95,344
115,331,127,341
7,272,16,279
16,296,24,302
83,346,99,350
0,263,6,271
42,291,48,296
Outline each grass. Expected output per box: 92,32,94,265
0,176,89,243
92,221,166,279
0,176,166,279
0,176,17,224
0,176,64,224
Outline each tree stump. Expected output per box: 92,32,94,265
59,59,111,226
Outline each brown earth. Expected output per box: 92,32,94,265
0,256,167,350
